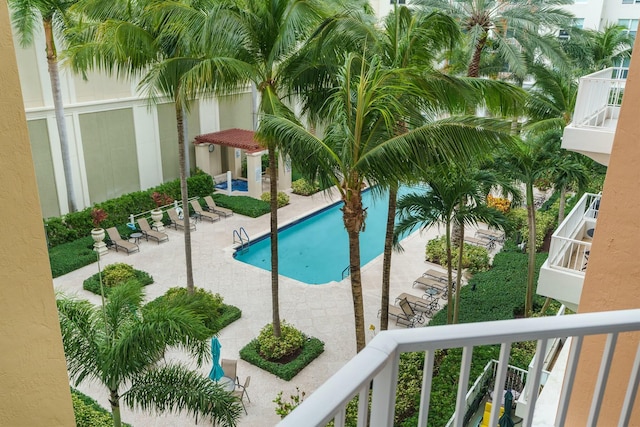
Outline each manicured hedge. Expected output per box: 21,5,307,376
240,336,324,381
45,172,214,247
49,236,97,278
71,388,132,427
83,266,153,297
212,194,270,218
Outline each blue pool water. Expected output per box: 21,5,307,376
215,179,248,192
234,186,424,284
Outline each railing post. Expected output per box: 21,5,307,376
370,352,399,427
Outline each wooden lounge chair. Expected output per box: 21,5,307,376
189,200,220,223
106,227,139,254
137,217,168,244
204,195,233,217
167,208,196,231
395,292,440,317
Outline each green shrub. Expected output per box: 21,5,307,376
144,287,241,335
257,321,305,361
505,208,556,251
83,264,153,297
49,237,97,278
274,388,361,426
261,191,290,208
240,334,324,381
291,178,320,196
212,194,270,217
71,388,131,427
425,236,490,273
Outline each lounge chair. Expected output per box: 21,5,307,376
382,298,424,327
190,200,220,223
106,227,140,254
395,292,440,317
465,236,494,250
204,195,233,217
167,208,196,231
137,217,169,244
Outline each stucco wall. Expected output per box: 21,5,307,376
0,2,75,425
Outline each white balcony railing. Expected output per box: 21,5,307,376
572,68,626,129
547,193,601,274
277,309,640,427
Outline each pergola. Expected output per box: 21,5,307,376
193,128,291,199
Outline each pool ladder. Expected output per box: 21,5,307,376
233,227,250,253
342,265,351,279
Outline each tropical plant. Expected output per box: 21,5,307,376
414,0,573,79
9,0,79,212
91,208,108,228
260,51,516,350
562,23,634,74
57,281,241,427
394,164,510,323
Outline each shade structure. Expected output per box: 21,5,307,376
208,337,224,381
498,389,515,427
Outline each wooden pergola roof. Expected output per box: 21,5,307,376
194,128,264,154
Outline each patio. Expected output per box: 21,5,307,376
53,187,496,426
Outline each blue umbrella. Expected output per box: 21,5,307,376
208,337,224,381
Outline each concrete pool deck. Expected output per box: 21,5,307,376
53,187,500,426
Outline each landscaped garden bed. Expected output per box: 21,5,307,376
83,263,153,297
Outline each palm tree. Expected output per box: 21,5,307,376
57,281,241,427
394,165,510,324
414,0,573,78
260,52,516,351
10,0,78,212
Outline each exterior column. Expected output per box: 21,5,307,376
246,151,264,199
278,153,292,191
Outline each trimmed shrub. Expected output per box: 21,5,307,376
291,178,320,196
83,264,153,297
49,237,97,278
505,208,556,251
144,287,240,335
261,191,290,208
71,388,131,427
212,194,270,217
240,335,324,381
425,236,490,273
257,321,305,361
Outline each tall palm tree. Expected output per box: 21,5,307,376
394,165,510,324
260,52,516,351
57,281,241,427
414,0,573,78
10,0,79,212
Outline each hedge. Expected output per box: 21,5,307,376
212,194,270,218
71,388,132,427
45,171,214,247
240,336,324,381
83,266,153,297
49,236,97,278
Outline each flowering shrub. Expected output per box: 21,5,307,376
151,192,173,208
90,208,108,228
487,195,511,213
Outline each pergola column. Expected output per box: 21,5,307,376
246,150,266,199
278,153,292,191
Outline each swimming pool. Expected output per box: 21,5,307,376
215,179,248,192
234,186,424,284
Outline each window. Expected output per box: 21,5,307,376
558,30,570,39
618,19,639,38
390,0,406,3
622,0,640,4
573,18,585,29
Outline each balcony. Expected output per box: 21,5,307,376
562,67,626,166
536,193,600,311
277,309,640,427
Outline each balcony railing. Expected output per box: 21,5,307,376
277,309,640,427
572,68,626,129
546,193,600,274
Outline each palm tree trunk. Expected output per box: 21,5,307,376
467,34,488,78
175,103,194,294
109,389,121,427
525,182,536,317
343,189,366,352
44,18,77,213
558,185,567,224
269,145,281,338
445,221,454,324
453,226,465,324
380,184,398,331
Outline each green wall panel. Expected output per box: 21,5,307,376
27,119,60,218
219,93,253,130
79,109,140,204
158,102,200,180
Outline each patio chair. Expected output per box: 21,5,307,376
189,200,220,223
204,195,233,217
232,376,251,415
106,227,140,254
137,217,169,244
380,298,424,327
221,358,238,385
167,208,196,231
464,236,494,250
395,293,440,317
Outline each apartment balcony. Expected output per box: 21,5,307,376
277,309,640,427
561,67,626,166
536,193,601,311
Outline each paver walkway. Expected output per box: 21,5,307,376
54,188,498,426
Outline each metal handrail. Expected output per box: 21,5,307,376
342,265,351,279
233,227,250,253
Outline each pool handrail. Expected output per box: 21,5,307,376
233,227,250,253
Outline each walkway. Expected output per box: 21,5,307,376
53,188,498,426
